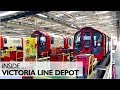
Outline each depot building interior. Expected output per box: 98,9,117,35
0,11,120,79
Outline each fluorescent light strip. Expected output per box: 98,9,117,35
99,16,111,19
76,16,87,20
71,24,77,28
65,11,78,14
55,14,64,17
36,14,47,18
0,11,20,17
94,11,110,15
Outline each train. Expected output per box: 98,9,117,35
0,36,23,61
31,30,74,59
0,31,74,61
0,36,23,50
73,27,111,61
73,27,113,78
0,27,116,79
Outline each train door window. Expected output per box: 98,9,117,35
51,36,54,44
83,31,91,48
4,38,7,44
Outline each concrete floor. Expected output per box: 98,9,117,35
113,44,120,79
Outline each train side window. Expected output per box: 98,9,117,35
4,38,7,44
51,37,54,44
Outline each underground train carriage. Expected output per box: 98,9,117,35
73,27,116,79
0,31,74,62
31,30,74,61
0,36,37,61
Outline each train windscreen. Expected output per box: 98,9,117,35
74,32,82,54
39,34,46,52
31,32,47,52
83,31,91,48
92,30,102,54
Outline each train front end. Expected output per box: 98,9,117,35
73,27,105,61
31,31,50,57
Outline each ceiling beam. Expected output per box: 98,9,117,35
34,13,80,30
0,11,44,22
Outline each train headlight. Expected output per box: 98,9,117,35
97,43,101,46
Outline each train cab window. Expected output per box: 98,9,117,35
51,36,54,44
40,36,46,43
93,31,102,47
93,30,102,54
39,34,46,52
74,32,82,54
4,38,7,44
74,32,81,48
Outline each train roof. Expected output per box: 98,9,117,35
78,27,109,37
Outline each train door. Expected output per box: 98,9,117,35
39,34,46,52
82,29,92,53
74,32,82,54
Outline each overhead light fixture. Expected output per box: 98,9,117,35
67,19,74,21
65,11,78,14
76,16,87,20
86,23,93,26
37,14,47,18
71,24,77,28
0,11,20,17
55,14,64,17
94,11,110,15
99,16,111,19
98,19,118,24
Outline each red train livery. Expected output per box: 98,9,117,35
73,27,111,61
31,30,73,57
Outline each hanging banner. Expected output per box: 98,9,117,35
23,37,37,61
